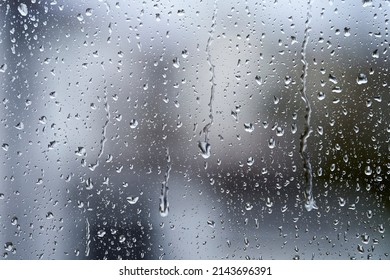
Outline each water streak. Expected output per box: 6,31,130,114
199,0,218,158
300,0,317,211
97,85,110,159
159,148,171,217
85,218,91,257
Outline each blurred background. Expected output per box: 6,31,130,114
0,0,389,259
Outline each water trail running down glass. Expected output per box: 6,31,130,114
85,218,91,257
300,0,317,211
97,83,110,160
198,0,218,159
159,148,171,217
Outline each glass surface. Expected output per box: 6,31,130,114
0,0,389,259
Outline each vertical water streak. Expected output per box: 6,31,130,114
85,218,91,257
199,0,218,159
300,0,317,211
97,84,110,159
159,148,171,217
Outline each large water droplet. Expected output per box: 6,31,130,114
18,3,28,16
198,141,211,158
357,73,368,84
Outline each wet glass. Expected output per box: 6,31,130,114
0,0,389,260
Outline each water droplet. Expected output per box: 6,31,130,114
177,9,185,16
361,233,370,244
4,242,13,252
129,119,138,129
15,122,24,130
317,91,325,100
126,196,139,205
181,49,188,58
173,57,180,68
247,157,254,166
77,14,84,21
364,166,372,176
255,75,262,85
244,123,254,132
119,235,126,243
276,127,284,137
11,217,18,225
85,8,93,16
97,230,106,238
362,0,373,7
46,212,54,219
357,73,368,85
245,202,253,211
2,143,9,151
18,3,28,16
372,49,379,58
268,137,275,149
0,63,7,73
207,220,215,228
198,141,211,158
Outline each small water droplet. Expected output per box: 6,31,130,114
15,122,24,130
129,119,138,128
2,143,9,151
244,123,254,132
0,63,7,73
362,0,373,7
207,220,215,228
268,137,275,149
247,157,254,166
364,166,372,176
198,141,211,158
357,73,368,85
255,75,262,85
361,233,370,244
46,212,54,219
177,9,185,16
126,196,139,205
317,91,325,100
85,8,93,16
173,57,180,68
4,242,13,252
97,230,106,238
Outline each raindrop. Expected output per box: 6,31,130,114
255,75,263,85
85,8,93,16
0,63,7,73
97,230,106,238
364,166,372,176
198,141,211,159
126,196,139,205
173,57,180,68
268,137,275,149
46,212,54,219
207,220,215,228
129,119,138,129
159,148,171,217
357,73,368,85
18,3,28,17
4,242,13,252
15,122,24,130
276,127,284,137
244,123,254,132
